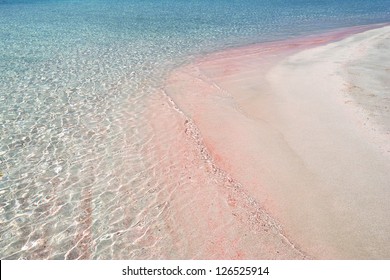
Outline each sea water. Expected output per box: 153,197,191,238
0,0,389,259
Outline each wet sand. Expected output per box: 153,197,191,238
146,24,390,259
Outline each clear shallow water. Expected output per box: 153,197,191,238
0,0,389,259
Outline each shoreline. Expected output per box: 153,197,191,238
146,23,390,259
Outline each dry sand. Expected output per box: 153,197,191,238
264,25,390,259
147,24,390,259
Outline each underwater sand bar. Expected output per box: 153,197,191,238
163,24,390,259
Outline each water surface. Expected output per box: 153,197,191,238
1,0,389,259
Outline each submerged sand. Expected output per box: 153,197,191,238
146,24,390,259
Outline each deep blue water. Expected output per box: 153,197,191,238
0,0,389,259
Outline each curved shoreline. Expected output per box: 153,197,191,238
147,23,390,259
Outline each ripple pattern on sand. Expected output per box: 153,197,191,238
1,0,389,259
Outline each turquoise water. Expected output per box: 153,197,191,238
0,0,389,259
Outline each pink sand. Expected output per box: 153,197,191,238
144,23,390,259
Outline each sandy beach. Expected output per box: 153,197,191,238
3,0,390,264
148,24,390,259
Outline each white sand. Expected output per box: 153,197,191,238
261,26,390,258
